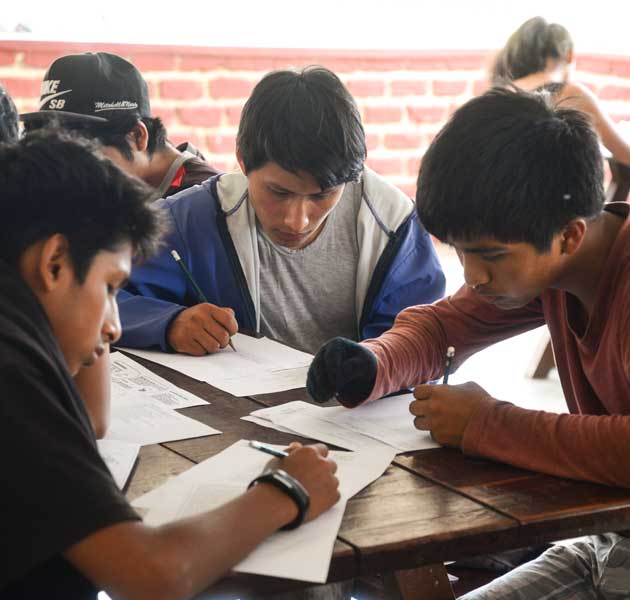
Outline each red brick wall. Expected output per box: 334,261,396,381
2,40,630,197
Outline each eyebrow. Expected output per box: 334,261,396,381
267,182,333,196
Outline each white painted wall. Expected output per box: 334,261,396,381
1,0,630,54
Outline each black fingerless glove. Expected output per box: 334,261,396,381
306,337,377,407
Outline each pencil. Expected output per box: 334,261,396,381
249,440,289,458
170,249,236,352
443,346,455,384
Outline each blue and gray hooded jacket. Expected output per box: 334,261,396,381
117,168,446,350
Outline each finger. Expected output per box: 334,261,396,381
191,329,221,354
414,384,432,401
409,399,429,416
414,416,432,431
201,318,232,349
183,338,208,356
327,459,338,475
208,305,239,336
310,443,329,457
285,442,303,453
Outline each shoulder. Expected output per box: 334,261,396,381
181,155,219,187
357,167,415,231
556,81,599,112
155,175,221,219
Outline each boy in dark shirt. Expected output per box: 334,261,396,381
0,130,340,599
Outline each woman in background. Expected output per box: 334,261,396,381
492,16,630,166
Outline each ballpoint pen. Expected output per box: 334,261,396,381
443,346,455,384
249,440,289,458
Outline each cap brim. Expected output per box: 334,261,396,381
20,110,108,123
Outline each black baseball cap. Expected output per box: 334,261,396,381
20,52,151,123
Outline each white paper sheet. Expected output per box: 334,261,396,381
140,440,394,582
119,334,313,397
105,398,221,445
317,393,439,453
110,352,207,409
97,439,140,489
247,398,439,454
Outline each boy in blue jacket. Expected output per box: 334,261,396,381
118,66,445,354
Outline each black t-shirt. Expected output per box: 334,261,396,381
0,263,139,598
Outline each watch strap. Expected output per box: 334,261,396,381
248,468,310,530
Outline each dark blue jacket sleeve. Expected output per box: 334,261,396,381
360,213,445,340
117,202,192,350
117,181,255,350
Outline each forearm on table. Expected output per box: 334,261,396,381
66,484,298,600
463,401,630,488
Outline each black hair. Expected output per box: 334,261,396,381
0,128,164,281
492,17,573,84
23,115,168,160
416,87,604,252
236,66,367,189
0,83,19,143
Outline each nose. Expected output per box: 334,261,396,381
283,198,309,233
103,299,122,344
462,255,491,291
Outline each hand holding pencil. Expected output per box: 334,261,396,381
167,250,239,356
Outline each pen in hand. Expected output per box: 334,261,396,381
249,440,289,458
443,346,455,384
170,249,236,352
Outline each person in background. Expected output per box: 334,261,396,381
308,88,630,599
492,16,630,166
20,51,219,437
117,66,445,356
0,81,19,143
0,129,340,600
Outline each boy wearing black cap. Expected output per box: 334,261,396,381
21,51,217,199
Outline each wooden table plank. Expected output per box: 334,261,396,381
396,449,630,539
126,444,195,502
338,466,517,574
164,401,317,463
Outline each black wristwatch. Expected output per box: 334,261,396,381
248,468,310,530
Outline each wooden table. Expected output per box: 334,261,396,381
124,356,630,599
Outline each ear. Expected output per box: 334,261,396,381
37,234,74,292
235,147,247,175
565,48,574,65
128,121,149,153
559,219,587,256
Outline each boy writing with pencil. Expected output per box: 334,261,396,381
0,130,340,599
116,66,445,355
307,87,630,598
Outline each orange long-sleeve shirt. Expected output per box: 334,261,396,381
362,203,630,488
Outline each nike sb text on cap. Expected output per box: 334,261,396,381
20,52,151,123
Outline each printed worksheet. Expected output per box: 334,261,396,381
121,334,313,396
111,352,207,409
